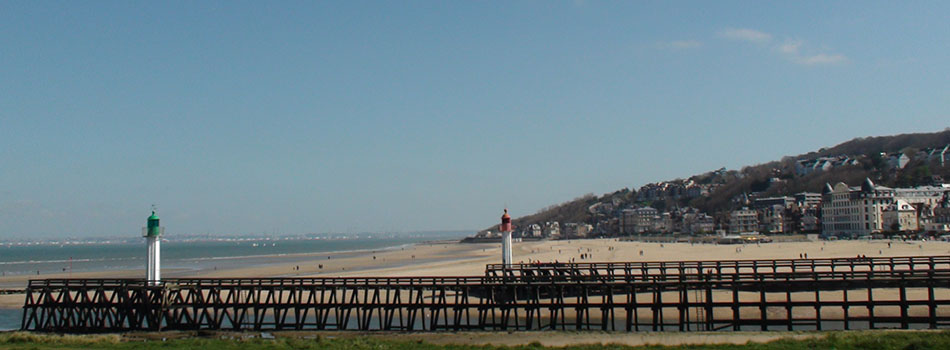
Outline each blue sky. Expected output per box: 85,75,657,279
1,1,947,238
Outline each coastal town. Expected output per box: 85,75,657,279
471,144,950,241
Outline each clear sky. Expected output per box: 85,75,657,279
1,1,948,238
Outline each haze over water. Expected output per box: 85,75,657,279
0,234,463,280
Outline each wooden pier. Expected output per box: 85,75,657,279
486,255,950,278
20,256,950,332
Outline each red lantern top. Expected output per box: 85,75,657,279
500,208,512,232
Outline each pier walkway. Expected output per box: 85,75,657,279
21,255,950,332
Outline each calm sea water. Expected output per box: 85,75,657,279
0,309,18,330
0,234,464,278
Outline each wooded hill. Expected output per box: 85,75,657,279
484,129,950,235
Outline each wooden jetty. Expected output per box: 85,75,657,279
486,255,950,277
20,256,950,332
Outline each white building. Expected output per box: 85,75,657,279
656,212,673,233
933,145,949,166
882,200,919,232
821,178,947,236
563,223,593,238
543,222,561,238
918,145,949,166
928,201,950,232
527,224,542,237
801,213,820,232
621,207,659,234
795,156,856,176
796,158,833,176
794,192,822,208
885,152,910,169
729,208,758,234
758,204,785,233
683,212,715,234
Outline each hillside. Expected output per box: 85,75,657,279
482,129,950,235
812,130,950,158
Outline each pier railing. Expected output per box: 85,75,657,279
486,255,950,277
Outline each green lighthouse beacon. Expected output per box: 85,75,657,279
143,209,163,285
146,211,161,237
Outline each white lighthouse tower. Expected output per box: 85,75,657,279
500,208,513,267
143,209,164,286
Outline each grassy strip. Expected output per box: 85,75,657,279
1,331,950,350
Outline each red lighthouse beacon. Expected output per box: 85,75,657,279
500,208,513,267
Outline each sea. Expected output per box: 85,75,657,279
0,309,17,331
0,232,468,331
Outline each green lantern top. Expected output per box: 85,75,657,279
146,211,161,237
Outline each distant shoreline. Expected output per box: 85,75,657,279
0,237,440,284
0,231,474,246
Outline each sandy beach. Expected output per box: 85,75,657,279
3,238,950,309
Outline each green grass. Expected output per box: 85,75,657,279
1,331,950,350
